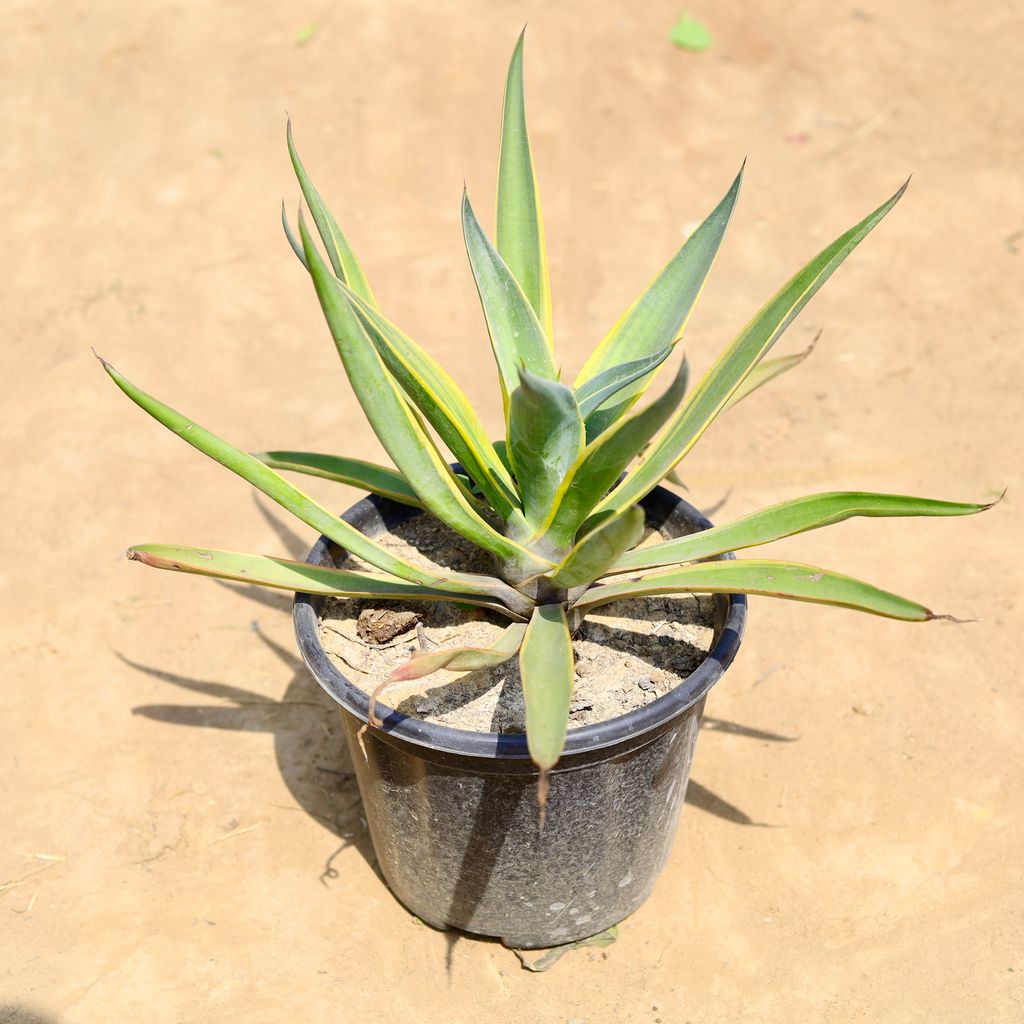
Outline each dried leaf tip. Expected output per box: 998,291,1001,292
536,768,550,830
982,487,1008,511
927,612,978,624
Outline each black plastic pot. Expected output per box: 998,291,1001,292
292,485,746,948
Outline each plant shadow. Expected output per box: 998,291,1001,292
0,1007,64,1024
121,624,377,878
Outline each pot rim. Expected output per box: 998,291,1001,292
292,485,746,763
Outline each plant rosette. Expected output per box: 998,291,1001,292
101,33,993,946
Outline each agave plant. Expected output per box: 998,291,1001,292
100,33,991,799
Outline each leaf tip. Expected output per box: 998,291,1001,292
386,663,415,683
787,330,823,368
926,611,978,624
536,767,550,830
982,487,1007,511
891,176,912,204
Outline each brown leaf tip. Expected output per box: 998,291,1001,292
927,612,978,624
982,487,1008,511
536,768,550,831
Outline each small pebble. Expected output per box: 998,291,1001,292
637,677,654,691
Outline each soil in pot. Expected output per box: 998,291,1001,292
317,513,717,733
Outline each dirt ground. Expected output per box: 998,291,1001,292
3,1,1022,1020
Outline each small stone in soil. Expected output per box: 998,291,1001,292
357,608,421,644
637,677,654,691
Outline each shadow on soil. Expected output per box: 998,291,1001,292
0,1008,63,1024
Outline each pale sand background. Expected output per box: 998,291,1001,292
3,1,1022,1020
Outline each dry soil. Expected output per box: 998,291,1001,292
3,2,1022,1021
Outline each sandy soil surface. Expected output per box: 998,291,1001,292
317,515,716,731
3,1,1022,1020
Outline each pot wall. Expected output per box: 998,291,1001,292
341,696,705,946
293,486,746,947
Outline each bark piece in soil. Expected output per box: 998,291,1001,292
357,607,422,644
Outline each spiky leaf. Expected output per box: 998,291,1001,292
330,265,525,523
576,558,936,620
575,343,677,426
611,491,992,573
281,201,309,270
589,181,909,524
287,120,377,306
574,166,743,437
495,30,553,341
463,190,558,409
255,451,429,507
128,544,518,616
299,216,546,577
721,335,817,413
520,604,575,777
96,355,527,611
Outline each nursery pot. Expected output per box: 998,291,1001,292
292,485,746,948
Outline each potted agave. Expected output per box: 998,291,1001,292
100,35,991,948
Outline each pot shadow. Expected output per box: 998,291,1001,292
122,500,794,891
0,1008,63,1024
122,623,377,883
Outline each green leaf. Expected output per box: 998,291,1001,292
509,368,585,533
299,215,546,578
97,355,528,612
721,334,817,413
611,491,992,573
575,343,677,424
537,355,690,549
496,29,553,343
520,604,575,777
128,544,518,616
574,167,742,438
282,201,309,270
330,263,525,524
387,622,528,681
547,506,644,589
254,451,432,507
669,15,712,51
590,181,909,522
366,622,528,726
463,190,558,410
575,558,937,621
287,120,377,307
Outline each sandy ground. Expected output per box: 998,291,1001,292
3,0,1022,1020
